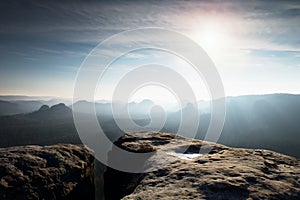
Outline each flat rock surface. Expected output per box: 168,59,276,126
114,132,300,200
0,144,94,200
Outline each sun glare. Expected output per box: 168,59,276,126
190,21,232,60
130,85,179,107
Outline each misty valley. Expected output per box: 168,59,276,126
0,93,299,158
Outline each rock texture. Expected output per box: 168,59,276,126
0,132,299,200
105,132,300,200
0,144,94,200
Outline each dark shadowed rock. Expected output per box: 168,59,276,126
50,103,71,113
38,105,50,111
28,103,72,120
104,132,300,200
0,144,94,200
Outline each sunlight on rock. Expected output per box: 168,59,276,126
168,152,203,160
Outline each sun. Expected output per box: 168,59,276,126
201,28,222,50
189,22,232,60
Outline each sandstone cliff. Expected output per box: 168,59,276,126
106,132,300,200
0,132,299,200
0,144,94,199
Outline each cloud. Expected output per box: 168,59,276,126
1,0,299,50
1,0,300,97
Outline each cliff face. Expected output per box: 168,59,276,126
0,144,94,200
106,132,300,200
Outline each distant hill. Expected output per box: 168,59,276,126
72,99,155,118
0,103,124,147
0,98,72,116
0,103,79,147
0,100,44,116
29,103,72,120
0,94,299,158
165,94,300,158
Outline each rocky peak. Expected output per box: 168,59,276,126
49,103,71,113
30,103,72,119
38,104,50,111
105,132,300,200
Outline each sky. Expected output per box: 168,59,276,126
0,0,299,102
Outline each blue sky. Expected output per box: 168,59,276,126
0,0,299,100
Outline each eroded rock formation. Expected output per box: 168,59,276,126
0,144,94,200
0,132,299,200
106,132,300,200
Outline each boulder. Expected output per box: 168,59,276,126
0,144,94,200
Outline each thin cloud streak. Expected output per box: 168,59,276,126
0,0,299,97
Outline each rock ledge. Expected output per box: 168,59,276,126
108,132,300,200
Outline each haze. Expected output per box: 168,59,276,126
0,0,299,103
